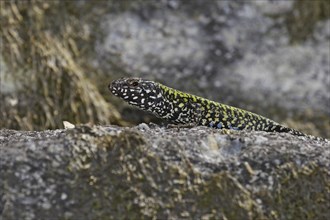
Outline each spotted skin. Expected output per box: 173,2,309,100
109,78,314,137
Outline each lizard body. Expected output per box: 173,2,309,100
109,78,315,137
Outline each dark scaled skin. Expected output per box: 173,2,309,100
109,77,307,136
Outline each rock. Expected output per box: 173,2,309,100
1,125,329,219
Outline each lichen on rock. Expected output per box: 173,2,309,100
0,125,329,219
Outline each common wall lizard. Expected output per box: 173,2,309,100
109,77,323,140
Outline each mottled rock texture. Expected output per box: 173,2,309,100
1,125,329,220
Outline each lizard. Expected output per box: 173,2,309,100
109,77,325,140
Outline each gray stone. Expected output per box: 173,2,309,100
1,125,329,219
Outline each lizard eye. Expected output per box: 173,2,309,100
131,81,139,87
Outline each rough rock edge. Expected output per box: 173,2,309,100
0,125,329,220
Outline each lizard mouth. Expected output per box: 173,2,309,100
108,79,124,96
108,82,117,95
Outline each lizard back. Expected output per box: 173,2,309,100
158,83,305,136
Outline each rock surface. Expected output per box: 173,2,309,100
1,125,329,219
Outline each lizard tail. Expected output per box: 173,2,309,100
274,125,306,137
276,125,328,142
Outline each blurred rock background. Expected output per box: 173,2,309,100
1,0,329,138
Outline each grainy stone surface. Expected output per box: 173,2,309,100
1,125,329,219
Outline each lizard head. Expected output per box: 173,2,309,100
109,77,162,110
